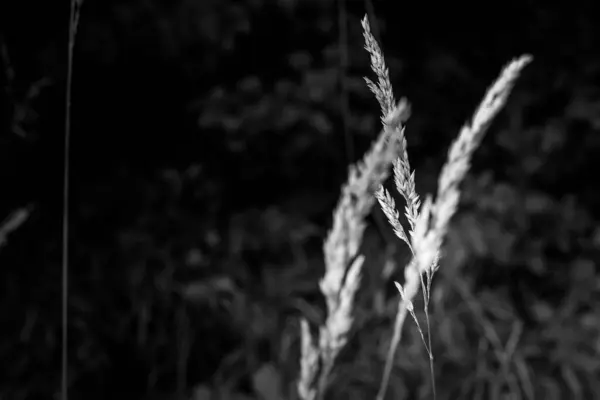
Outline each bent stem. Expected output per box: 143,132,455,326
377,300,409,400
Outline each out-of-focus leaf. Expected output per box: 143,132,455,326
252,363,285,400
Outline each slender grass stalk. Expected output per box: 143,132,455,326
63,1,82,399
337,0,352,164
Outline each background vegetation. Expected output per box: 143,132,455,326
1,0,599,399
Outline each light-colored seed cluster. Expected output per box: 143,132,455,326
298,16,411,398
298,13,531,400
298,57,410,400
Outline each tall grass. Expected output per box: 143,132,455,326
298,14,531,400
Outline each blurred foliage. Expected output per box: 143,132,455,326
0,0,600,399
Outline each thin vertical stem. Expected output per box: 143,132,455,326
338,0,352,164
63,1,81,399
377,304,409,400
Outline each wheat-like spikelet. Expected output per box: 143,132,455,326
430,55,532,248
297,16,412,400
362,13,418,250
299,111,408,400
298,130,403,400
410,55,533,284
361,16,394,117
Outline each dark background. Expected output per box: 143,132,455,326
1,0,599,399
